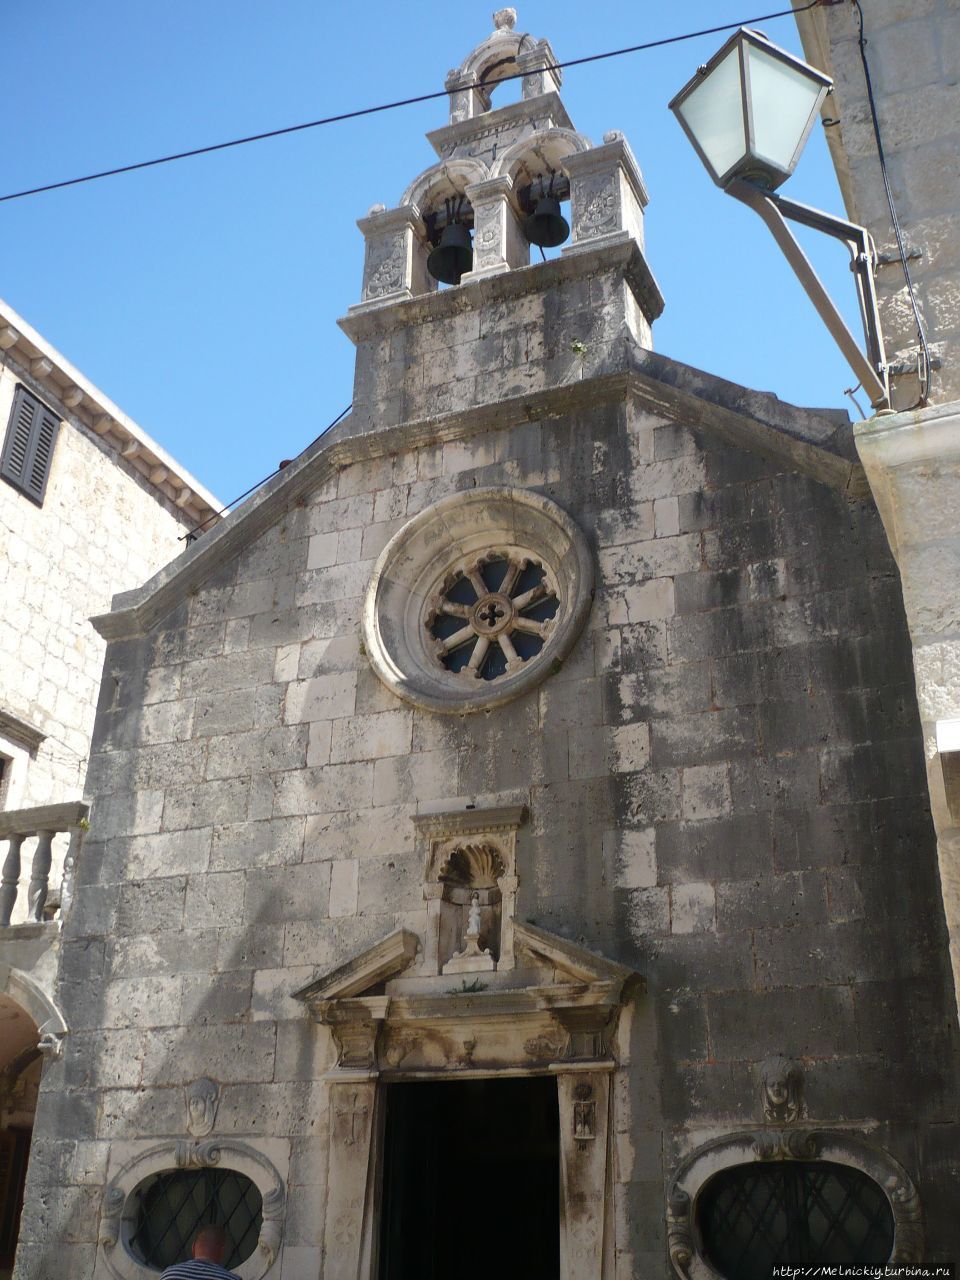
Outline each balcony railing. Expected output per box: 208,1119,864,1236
0,802,88,927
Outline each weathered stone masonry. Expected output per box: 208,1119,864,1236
17,11,960,1280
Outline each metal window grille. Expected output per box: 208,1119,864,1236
129,1169,263,1272
697,1159,895,1280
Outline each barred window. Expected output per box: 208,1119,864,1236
128,1168,263,1272
697,1159,894,1280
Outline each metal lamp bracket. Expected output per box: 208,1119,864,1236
728,178,890,410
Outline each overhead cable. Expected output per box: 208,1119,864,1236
181,403,353,541
1,4,820,205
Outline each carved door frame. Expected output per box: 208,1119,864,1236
295,924,638,1280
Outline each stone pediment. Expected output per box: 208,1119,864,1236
293,921,639,1075
293,928,420,1004
90,268,861,644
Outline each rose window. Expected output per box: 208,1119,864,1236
426,554,560,681
362,487,594,713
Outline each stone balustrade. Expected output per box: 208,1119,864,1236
0,802,88,927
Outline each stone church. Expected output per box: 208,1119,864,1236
9,8,960,1279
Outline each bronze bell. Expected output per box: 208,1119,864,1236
427,222,473,285
524,195,570,249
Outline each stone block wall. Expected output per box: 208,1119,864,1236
25,386,960,1279
0,362,193,812
346,240,654,430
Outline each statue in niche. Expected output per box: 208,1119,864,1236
185,1076,221,1137
438,844,504,974
445,891,495,974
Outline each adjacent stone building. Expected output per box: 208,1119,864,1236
9,9,960,1280
0,302,219,1277
794,0,960,1037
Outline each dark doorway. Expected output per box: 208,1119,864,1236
378,1076,560,1280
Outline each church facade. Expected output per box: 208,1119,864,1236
12,11,960,1279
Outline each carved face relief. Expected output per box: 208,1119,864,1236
759,1055,804,1124
185,1076,220,1137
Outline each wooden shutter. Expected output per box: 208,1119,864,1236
0,386,60,505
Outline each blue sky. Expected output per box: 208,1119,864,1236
3,2,862,506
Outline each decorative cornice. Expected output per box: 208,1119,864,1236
426,91,574,158
412,803,528,836
338,239,663,342
854,399,960,469
294,928,420,1006
0,708,46,753
90,338,862,642
0,298,220,528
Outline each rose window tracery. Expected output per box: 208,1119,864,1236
426,554,560,681
362,487,593,713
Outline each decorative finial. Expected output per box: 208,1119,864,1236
493,8,517,31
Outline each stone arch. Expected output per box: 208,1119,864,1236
400,158,490,218
99,1140,285,1280
491,127,592,186
0,963,67,1051
666,1128,923,1277
456,29,538,100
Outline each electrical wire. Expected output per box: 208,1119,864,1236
0,4,820,206
851,0,931,405
181,403,352,541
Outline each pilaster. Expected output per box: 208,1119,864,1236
462,176,527,281
563,132,649,256
353,204,432,312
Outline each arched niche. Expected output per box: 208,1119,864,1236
666,1129,924,1278
436,840,506,971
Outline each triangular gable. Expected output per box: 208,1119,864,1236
293,928,419,1004
91,327,862,643
293,921,637,1008
512,922,634,990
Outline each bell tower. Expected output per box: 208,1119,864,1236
339,8,664,431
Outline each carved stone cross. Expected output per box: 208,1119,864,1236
335,1091,369,1147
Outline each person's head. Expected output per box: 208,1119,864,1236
192,1226,228,1264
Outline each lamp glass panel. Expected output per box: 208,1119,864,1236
675,47,746,182
746,42,825,173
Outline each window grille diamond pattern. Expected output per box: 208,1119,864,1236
697,1160,894,1280
130,1169,263,1272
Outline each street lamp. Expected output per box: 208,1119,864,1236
670,28,890,410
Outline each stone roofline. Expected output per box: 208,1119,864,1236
0,298,221,528
89,238,858,644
